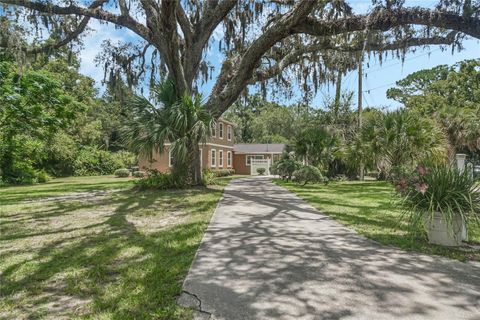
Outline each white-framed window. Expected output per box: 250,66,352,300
246,155,264,166
211,123,216,138
227,125,232,141
227,151,232,167
211,149,216,167
219,122,224,139
169,149,174,167
219,150,224,167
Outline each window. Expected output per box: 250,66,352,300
246,155,264,166
210,149,216,167
227,151,232,167
219,150,223,167
227,125,232,141
219,122,224,139
211,123,216,138
168,149,174,167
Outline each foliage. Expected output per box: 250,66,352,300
272,152,302,181
350,109,449,180
257,168,266,175
202,169,217,185
125,80,213,185
293,165,328,186
73,147,128,176
387,59,480,156
134,169,186,190
114,168,130,178
36,170,52,183
0,59,79,183
295,127,340,169
395,165,480,232
133,170,146,178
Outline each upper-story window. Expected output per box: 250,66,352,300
211,122,216,138
219,122,224,139
227,125,232,141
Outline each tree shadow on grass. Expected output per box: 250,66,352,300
0,185,223,319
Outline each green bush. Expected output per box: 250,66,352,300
257,167,266,175
36,170,52,183
73,146,125,176
202,169,217,185
272,154,302,181
114,168,130,177
133,170,146,178
293,165,328,186
134,169,184,190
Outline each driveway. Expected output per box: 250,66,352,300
179,177,480,320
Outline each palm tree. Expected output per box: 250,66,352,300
359,109,449,179
124,80,213,185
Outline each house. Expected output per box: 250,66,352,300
138,118,286,175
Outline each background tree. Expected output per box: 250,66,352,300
387,59,480,157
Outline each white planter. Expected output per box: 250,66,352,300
424,213,465,247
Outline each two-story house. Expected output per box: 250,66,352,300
138,118,286,175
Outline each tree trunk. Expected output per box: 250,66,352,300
188,142,203,185
357,55,365,181
334,70,342,121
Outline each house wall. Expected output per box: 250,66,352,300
233,153,281,175
138,146,171,172
138,118,235,173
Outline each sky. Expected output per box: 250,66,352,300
77,0,480,111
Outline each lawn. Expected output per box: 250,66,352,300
275,179,480,262
0,175,242,319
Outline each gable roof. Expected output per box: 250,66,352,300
233,143,286,154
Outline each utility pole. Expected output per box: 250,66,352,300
357,54,365,180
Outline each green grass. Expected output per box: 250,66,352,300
274,179,480,262
0,175,243,319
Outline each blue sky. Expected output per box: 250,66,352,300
78,0,480,110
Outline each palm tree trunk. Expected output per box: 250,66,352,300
189,143,202,185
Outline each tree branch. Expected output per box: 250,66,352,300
294,7,480,40
206,0,317,117
0,0,151,41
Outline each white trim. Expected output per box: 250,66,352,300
219,149,224,167
235,151,282,155
246,154,264,166
227,151,232,167
210,149,216,167
219,122,224,139
227,125,232,141
211,123,216,138
164,142,233,149
168,149,174,167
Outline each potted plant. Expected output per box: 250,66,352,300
395,165,480,246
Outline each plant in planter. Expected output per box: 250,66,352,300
256,167,266,175
395,165,480,246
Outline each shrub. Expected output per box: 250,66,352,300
114,168,130,177
134,169,184,190
73,146,125,176
293,165,328,186
36,170,52,183
396,165,480,231
273,156,302,181
202,169,217,185
133,170,146,178
257,167,266,175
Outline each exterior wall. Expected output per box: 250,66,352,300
233,153,281,175
209,119,235,148
204,145,234,171
138,146,171,172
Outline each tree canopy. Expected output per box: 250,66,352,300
1,0,479,116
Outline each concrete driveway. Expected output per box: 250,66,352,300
179,177,480,320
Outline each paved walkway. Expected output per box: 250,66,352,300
179,177,480,320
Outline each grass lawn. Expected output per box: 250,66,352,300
275,179,480,262
0,175,242,319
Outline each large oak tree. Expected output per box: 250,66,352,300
1,0,479,117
